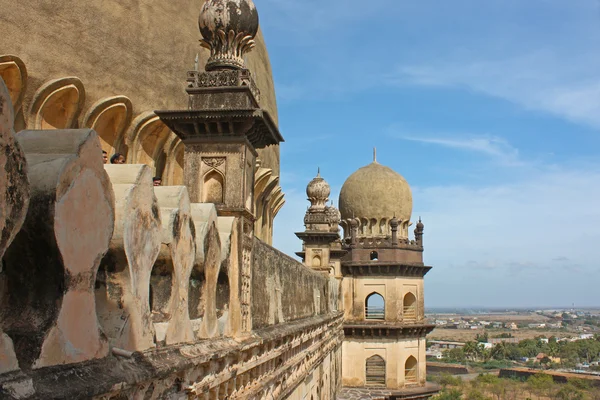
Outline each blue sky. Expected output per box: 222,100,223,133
258,0,600,308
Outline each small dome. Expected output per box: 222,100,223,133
339,161,412,236
306,170,330,210
416,217,424,230
199,0,259,70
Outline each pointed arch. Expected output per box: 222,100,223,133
202,170,224,204
312,255,321,268
0,55,27,114
127,112,171,171
29,77,85,129
365,355,386,387
83,96,133,156
365,292,384,320
403,292,417,321
405,356,418,385
163,136,184,186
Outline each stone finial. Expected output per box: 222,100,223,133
0,77,29,374
99,164,162,351
306,170,331,211
199,0,259,71
414,216,424,246
390,215,399,246
4,129,114,369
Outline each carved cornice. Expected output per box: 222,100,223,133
295,231,340,243
341,262,432,277
343,323,435,339
155,108,283,149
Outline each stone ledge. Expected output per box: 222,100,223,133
337,382,441,400
0,313,343,399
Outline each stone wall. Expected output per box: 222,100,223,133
252,239,339,329
0,79,343,399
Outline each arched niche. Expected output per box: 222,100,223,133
0,55,27,114
403,292,417,321
29,77,85,129
311,255,321,268
83,96,133,156
164,138,184,186
127,112,171,171
365,292,384,320
202,170,224,204
365,355,386,387
405,356,418,385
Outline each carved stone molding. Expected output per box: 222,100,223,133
202,157,226,169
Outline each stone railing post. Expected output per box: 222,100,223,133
0,77,29,374
98,164,162,351
4,128,113,369
153,186,196,345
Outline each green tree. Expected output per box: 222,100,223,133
433,388,463,400
466,388,491,400
554,383,584,400
435,373,462,388
527,374,554,399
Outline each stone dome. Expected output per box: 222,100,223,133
306,170,330,211
339,161,412,237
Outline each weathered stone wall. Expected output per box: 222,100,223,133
252,239,336,329
0,80,342,399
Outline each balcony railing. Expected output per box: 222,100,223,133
403,306,417,321
365,306,385,320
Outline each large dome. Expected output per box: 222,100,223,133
339,161,412,237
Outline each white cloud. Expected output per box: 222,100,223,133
413,164,600,307
274,162,600,308
393,133,522,166
392,50,600,128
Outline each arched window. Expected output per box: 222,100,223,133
405,356,418,385
403,292,417,321
365,292,384,320
365,355,386,387
369,251,378,261
203,170,224,203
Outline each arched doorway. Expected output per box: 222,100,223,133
365,355,386,387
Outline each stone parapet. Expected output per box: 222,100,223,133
0,82,343,398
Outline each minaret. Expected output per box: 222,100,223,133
295,170,346,276
156,0,284,333
338,155,438,396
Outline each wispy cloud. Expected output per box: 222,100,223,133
393,132,522,166
392,50,600,129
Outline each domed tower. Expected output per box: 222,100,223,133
296,170,347,277
339,151,438,396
